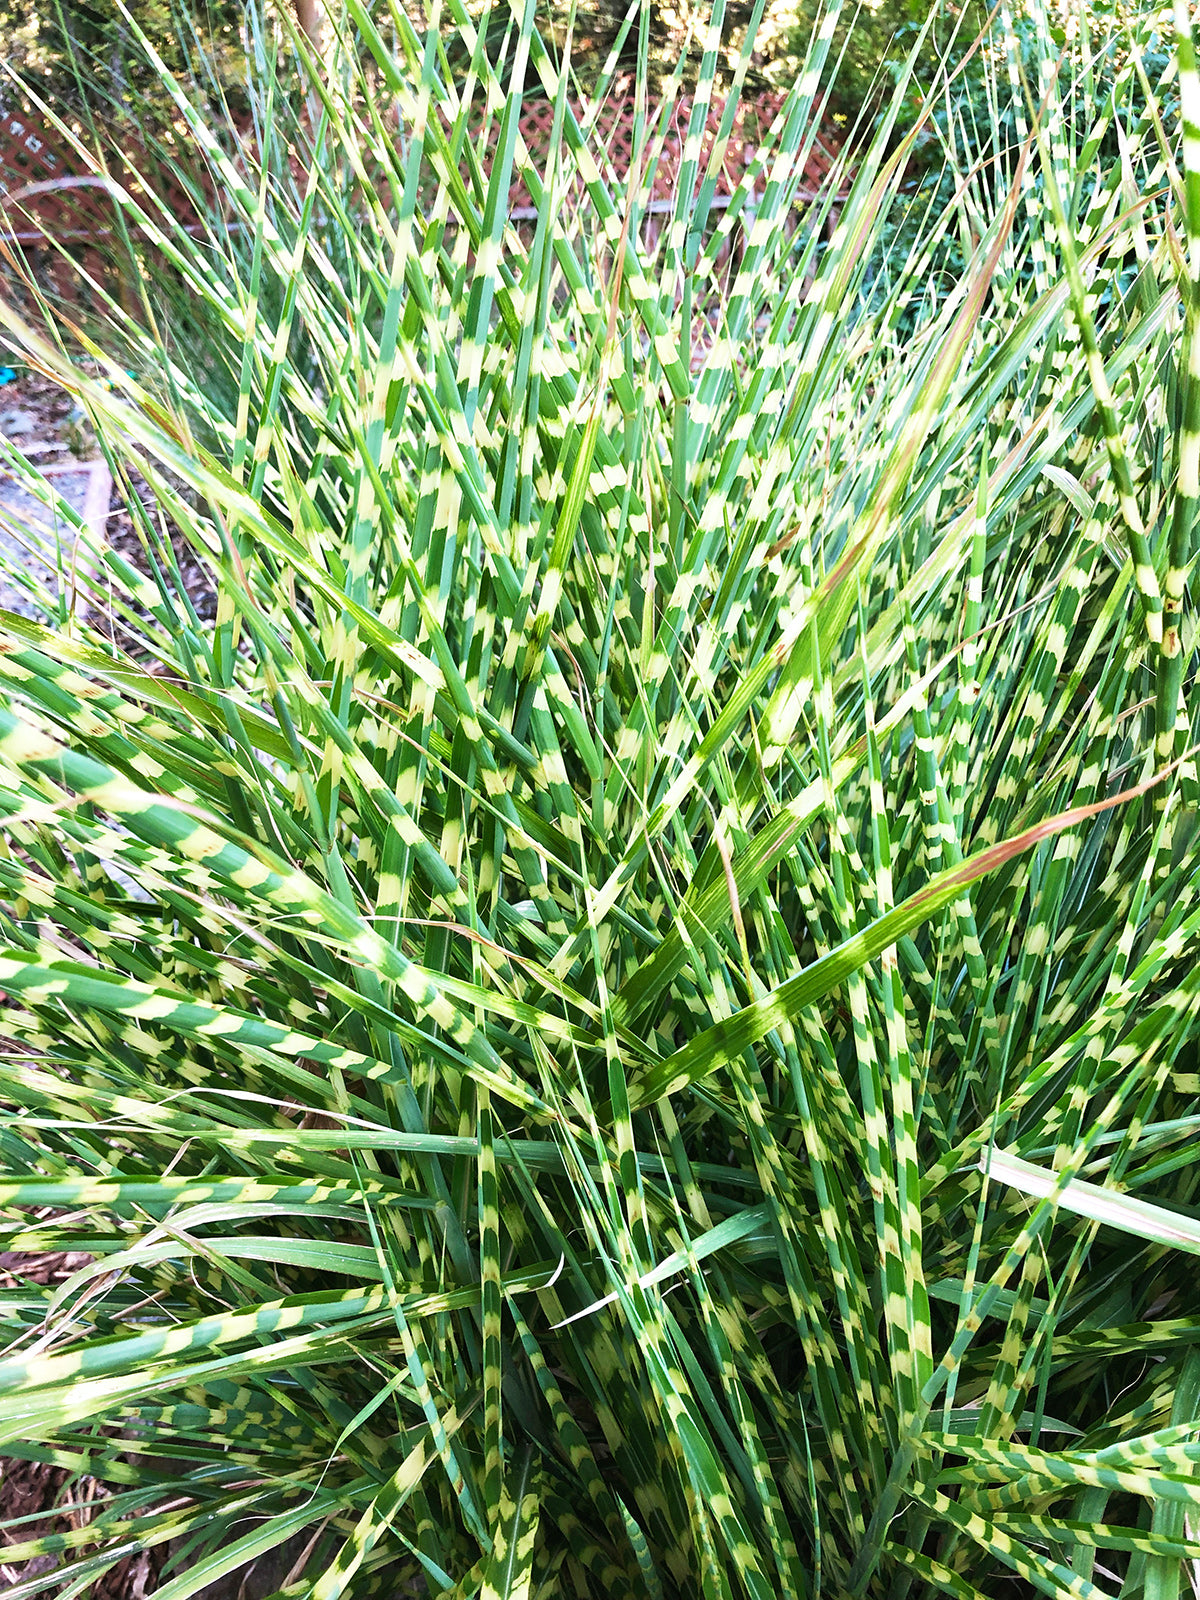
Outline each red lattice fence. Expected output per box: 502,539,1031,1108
0,111,107,298
0,107,207,308
0,94,848,297
500,91,843,218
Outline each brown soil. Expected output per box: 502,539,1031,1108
0,1457,168,1597
0,1244,319,1597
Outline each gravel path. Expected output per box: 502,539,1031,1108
0,377,112,618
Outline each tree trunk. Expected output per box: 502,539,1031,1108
294,0,323,53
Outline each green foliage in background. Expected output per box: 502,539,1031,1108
762,0,990,128
453,0,765,93
1,1,1200,1597
0,0,245,122
866,7,1182,332
0,0,989,132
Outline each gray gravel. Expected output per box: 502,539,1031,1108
0,461,108,617
0,378,113,618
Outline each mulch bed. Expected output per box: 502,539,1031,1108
0,1456,169,1598
0,1242,168,1597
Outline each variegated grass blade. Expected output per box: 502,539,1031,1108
0,2,1199,1597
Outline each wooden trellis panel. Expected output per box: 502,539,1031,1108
500,90,842,216
0,112,110,243
0,92,846,292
